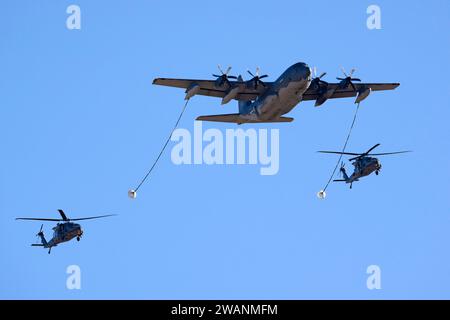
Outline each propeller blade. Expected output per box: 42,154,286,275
313,66,317,77
256,67,260,77
227,75,238,79
217,65,224,75
319,72,326,79
349,68,355,77
350,81,356,91
212,74,221,78
225,66,232,75
69,214,117,221
340,66,348,77
351,78,361,82
247,70,255,77
336,77,345,80
259,75,269,79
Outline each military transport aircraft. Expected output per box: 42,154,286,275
153,63,399,124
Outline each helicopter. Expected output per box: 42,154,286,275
16,209,116,254
319,144,411,189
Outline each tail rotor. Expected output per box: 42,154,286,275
338,162,345,178
35,224,44,243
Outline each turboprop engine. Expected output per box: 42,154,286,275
315,88,335,107
221,86,240,105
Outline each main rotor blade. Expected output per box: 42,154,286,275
69,214,117,221
365,143,381,155
318,151,362,156
368,151,412,156
58,209,68,221
16,217,63,222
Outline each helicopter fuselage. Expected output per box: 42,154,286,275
47,222,83,247
347,156,381,183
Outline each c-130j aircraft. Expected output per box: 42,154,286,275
153,62,399,124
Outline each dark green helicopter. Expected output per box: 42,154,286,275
16,209,115,254
319,144,411,189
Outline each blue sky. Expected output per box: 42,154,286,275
0,0,449,299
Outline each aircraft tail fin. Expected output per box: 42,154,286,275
196,114,293,124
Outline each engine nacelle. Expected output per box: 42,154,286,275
185,83,200,100
314,88,335,107
355,87,371,104
221,86,240,105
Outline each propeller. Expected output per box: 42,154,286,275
337,67,361,91
311,67,328,91
213,65,237,88
247,67,269,90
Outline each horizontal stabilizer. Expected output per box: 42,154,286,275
333,179,346,182
196,113,294,124
31,244,44,246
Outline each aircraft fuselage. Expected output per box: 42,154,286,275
243,62,312,121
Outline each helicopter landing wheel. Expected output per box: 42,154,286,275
77,236,80,241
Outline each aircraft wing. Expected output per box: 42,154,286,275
302,83,400,101
153,78,271,101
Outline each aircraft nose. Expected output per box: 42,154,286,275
305,65,311,78
292,62,311,80
299,63,311,80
